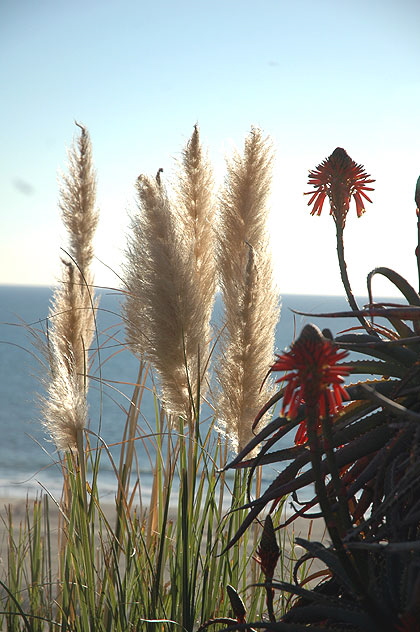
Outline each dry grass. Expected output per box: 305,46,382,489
41,123,98,451
0,124,296,631
124,126,216,423
215,127,280,450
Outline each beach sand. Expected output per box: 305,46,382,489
0,495,327,579
0,494,328,632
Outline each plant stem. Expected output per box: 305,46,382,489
307,405,391,629
306,407,370,597
335,223,373,334
265,582,276,623
416,208,420,295
320,408,352,535
306,406,344,552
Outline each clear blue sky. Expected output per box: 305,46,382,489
1,0,420,296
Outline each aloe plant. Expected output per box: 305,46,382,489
213,160,420,631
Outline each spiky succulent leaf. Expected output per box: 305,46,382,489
226,585,246,622
346,359,407,378
367,267,420,307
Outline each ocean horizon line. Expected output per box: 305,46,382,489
0,281,404,300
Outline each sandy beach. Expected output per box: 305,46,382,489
0,493,327,632
0,494,327,576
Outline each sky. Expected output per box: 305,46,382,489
1,0,420,296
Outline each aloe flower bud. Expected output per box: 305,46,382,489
305,147,375,228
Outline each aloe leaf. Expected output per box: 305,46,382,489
336,333,418,366
381,315,416,339
346,540,420,552
335,406,387,440
226,585,246,621
367,267,420,306
213,622,340,631
333,398,378,428
238,446,304,468
268,578,342,604
353,456,420,536
252,387,285,430
334,416,392,463
294,538,356,593
225,420,393,552
346,378,402,401
222,455,315,551
268,578,378,627
293,306,420,319
361,384,420,421
346,358,406,378
223,416,292,470
226,413,391,518
284,603,375,628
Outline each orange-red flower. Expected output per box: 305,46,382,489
305,148,375,228
270,324,350,445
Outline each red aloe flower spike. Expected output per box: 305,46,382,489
270,324,350,445
255,515,280,623
256,515,280,581
305,147,375,229
415,175,420,211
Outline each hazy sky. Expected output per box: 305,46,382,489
1,0,420,296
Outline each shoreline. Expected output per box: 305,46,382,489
0,495,327,587
0,494,327,548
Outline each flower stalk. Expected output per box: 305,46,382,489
305,147,375,333
269,323,387,617
270,324,352,534
256,515,280,622
415,175,420,294
335,221,370,331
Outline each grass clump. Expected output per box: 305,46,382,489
0,124,292,630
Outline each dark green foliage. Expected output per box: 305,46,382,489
212,175,420,631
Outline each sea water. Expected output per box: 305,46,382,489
0,285,391,505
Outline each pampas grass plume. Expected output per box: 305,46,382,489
42,123,98,451
216,127,280,451
124,126,216,422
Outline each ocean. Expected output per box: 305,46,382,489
0,285,387,504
